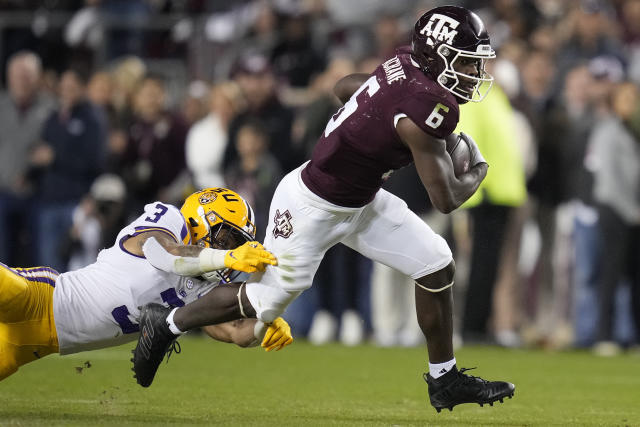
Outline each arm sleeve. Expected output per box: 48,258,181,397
142,236,227,276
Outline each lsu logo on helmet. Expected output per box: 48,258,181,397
198,191,217,205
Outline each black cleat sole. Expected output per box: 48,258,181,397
434,390,515,413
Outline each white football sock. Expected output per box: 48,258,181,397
165,307,184,335
429,358,456,379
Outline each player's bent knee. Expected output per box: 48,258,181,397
245,281,299,324
415,260,455,293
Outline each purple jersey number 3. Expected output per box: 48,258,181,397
144,203,168,223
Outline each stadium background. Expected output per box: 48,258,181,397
0,0,639,359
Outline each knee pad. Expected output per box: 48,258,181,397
415,261,455,293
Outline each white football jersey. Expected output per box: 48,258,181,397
53,202,218,355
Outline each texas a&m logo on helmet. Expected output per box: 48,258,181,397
419,13,460,47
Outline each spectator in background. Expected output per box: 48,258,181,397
590,81,640,355
528,62,602,349
186,81,244,190
30,67,106,271
100,0,151,60
121,74,189,212
86,69,128,176
224,119,282,243
181,80,210,127
105,56,146,177
0,51,54,266
87,70,115,126
554,1,624,83
63,173,127,271
620,0,640,83
225,53,300,173
371,13,408,61
457,83,528,345
511,47,559,346
110,56,146,128
294,56,356,159
487,58,536,347
271,11,327,88
543,60,615,348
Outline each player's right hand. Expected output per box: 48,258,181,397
261,317,294,352
224,241,277,273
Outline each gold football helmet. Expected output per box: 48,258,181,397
181,187,256,248
180,188,257,283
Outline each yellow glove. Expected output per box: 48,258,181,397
261,317,293,352
224,241,277,273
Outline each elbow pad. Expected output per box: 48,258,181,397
142,237,226,276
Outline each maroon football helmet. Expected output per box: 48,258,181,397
412,6,495,102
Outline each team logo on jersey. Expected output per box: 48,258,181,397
273,209,293,239
198,191,217,204
419,13,459,46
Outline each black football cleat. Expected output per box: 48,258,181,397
132,303,181,388
424,366,515,412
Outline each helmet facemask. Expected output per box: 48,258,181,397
436,44,495,103
195,206,254,283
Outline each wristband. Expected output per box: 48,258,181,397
198,247,227,272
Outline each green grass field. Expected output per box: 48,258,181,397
1,336,639,426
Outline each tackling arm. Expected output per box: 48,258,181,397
202,317,293,351
125,231,277,276
397,118,488,213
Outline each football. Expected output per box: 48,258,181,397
446,133,471,177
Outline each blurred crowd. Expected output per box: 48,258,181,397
0,0,638,355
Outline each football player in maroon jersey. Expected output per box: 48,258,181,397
134,5,515,412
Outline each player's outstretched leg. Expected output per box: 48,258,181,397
132,303,181,387
414,263,515,412
424,366,515,412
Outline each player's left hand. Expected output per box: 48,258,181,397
261,317,293,352
460,132,487,167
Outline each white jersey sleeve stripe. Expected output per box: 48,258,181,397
132,226,179,243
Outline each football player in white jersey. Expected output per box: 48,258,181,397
0,187,292,382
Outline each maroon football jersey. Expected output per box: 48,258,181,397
301,46,460,207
